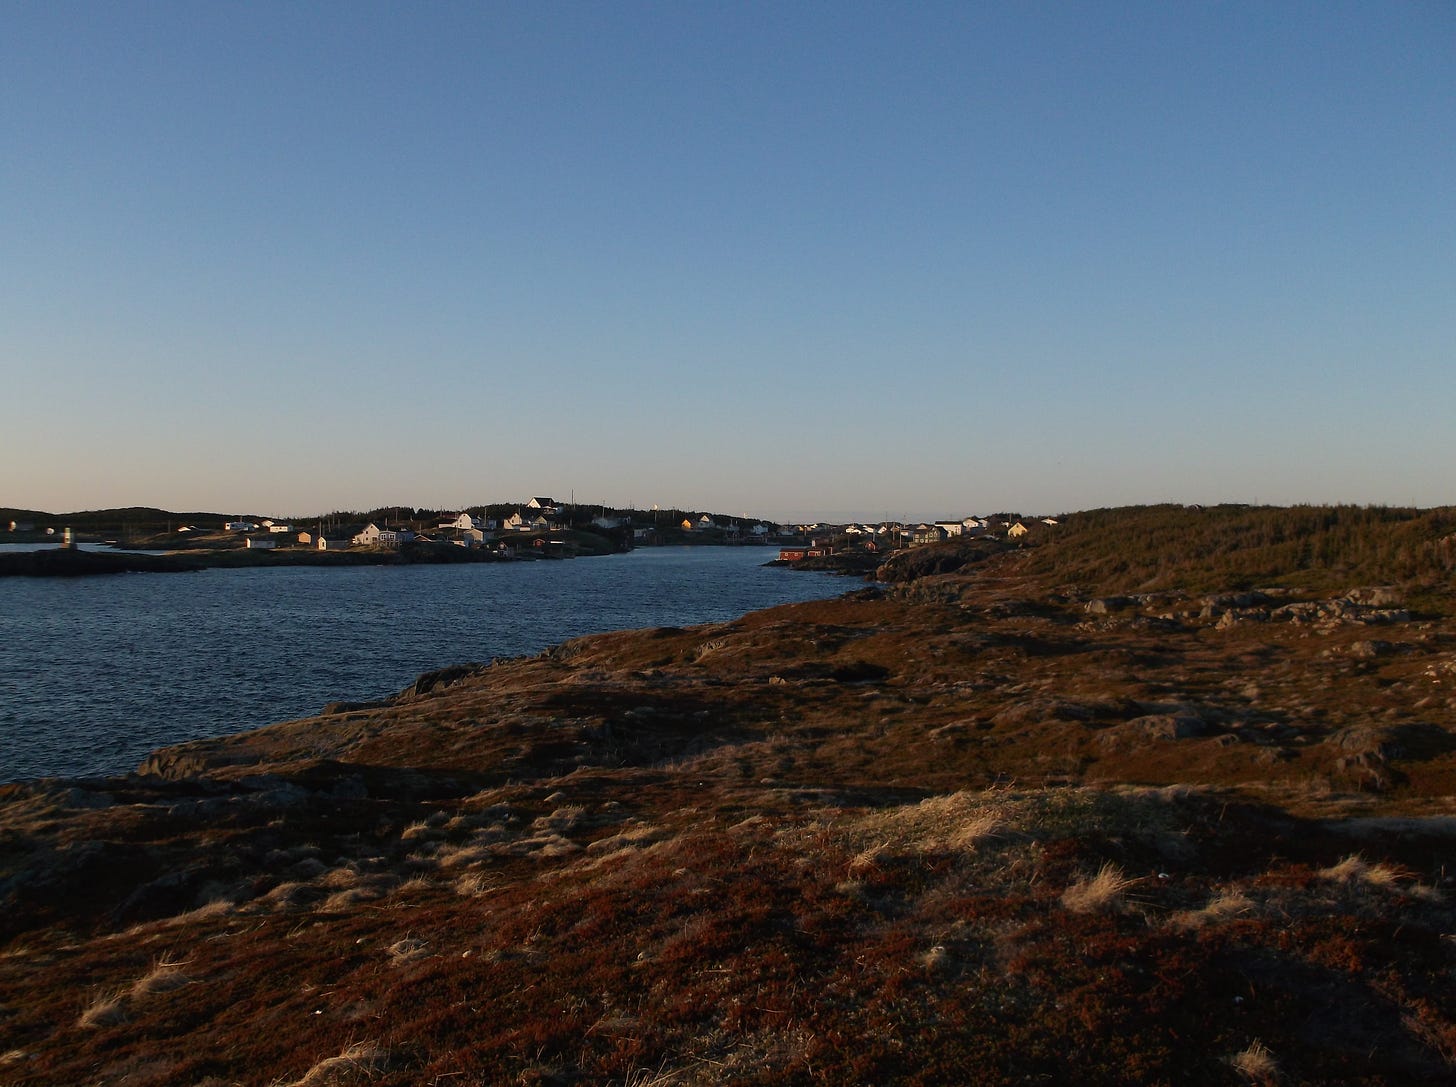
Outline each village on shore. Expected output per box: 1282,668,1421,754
8,499,1060,560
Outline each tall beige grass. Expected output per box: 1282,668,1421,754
282,1041,391,1086
1229,1039,1280,1083
1061,863,1136,913
1170,888,1254,931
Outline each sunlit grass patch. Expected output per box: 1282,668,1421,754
531,804,587,833
1315,853,1443,901
946,809,1006,851
1169,887,1255,930
847,841,890,875
128,954,192,998
78,953,194,1029
399,819,435,841
1228,1038,1280,1084
453,871,495,897
387,936,430,965
1061,862,1138,914
166,896,237,926
1318,854,1404,888
279,1040,392,1086
78,988,128,1029
319,887,385,912
258,880,319,910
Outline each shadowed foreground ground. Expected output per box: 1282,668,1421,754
3,507,1456,1085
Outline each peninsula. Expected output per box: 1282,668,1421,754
3,504,1455,1085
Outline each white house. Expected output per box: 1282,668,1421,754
1008,521,1029,538
934,522,965,537
526,497,558,513
245,536,276,550
439,512,479,531
268,523,292,534
226,521,256,533
352,523,414,547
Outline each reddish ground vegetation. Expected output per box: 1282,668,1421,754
4,507,1456,1084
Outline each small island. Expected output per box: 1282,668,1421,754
0,547,204,577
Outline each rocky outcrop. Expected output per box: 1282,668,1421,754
0,548,202,577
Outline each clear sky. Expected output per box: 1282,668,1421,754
3,2,1452,522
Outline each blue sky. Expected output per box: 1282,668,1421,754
3,2,1452,522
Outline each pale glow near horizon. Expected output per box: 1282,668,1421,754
3,4,1453,521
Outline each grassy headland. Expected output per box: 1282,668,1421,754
3,504,1455,1084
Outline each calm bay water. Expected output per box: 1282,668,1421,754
0,547,843,783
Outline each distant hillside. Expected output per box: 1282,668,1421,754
1016,504,1456,596
2,507,245,531
0,508,50,524
873,504,1456,603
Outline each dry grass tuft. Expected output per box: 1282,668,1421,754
261,881,313,908
920,944,952,973
622,1061,687,1087
847,842,889,875
284,1040,391,1085
1318,854,1405,888
453,872,494,897
531,804,587,833
1170,888,1254,931
1061,862,1137,914
320,887,384,912
517,832,580,858
129,955,192,998
839,789,1021,862
946,810,1004,851
168,897,236,925
387,937,429,965
80,954,194,1028
1229,1038,1280,1083
318,865,363,890
78,990,127,1029
433,842,493,868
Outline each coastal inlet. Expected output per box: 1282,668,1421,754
0,547,845,783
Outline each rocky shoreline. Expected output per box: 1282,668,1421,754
0,538,593,577
0,548,204,577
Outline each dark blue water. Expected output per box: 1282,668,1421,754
0,547,842,782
